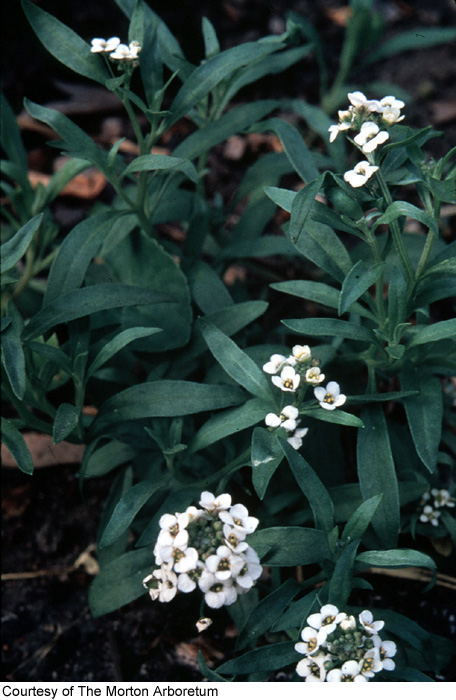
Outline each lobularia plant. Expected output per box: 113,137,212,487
1,0,455,684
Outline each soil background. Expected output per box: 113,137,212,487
2,0,456,683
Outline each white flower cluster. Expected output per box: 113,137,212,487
295,605,397,682
90,37,142,64
262,346,346,450
328,92,405,188
142,492,262,609
419,488,455,527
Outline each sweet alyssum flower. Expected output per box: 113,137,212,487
347,91,382,113
143,492,262,610
354,121,389,153
262,353,288,374
419,504,441,527
314,381,346,411
110,41,142,62
286,426,309,450
272,365,301,392
265,405,299,431
431,488,455,508
344,160,379,188
90,36,121,53
305,367,325,385
294,605,396,682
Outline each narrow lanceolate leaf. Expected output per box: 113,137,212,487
86,327,162,381
53,403,79,444
1,304,26,400
280,439,334,533
400,369,442,472
1,418,34,475
373,201,438,236
407,319,456,347
247,526,330,566
89,548,153,617
121,154,199,183
99,480,159,548
328,540,360,610
189,398,268,454
93,381,246,432
22,0,110,85
341,495,383,543
338,260,384,316
271,280,376,321
259,117,319,184
23,284,169,341
283,318,376,344
357,406,399,549
200,320,273,402
356,548,436,573
251,427,283,500
1,214,43,275
215,642,299,676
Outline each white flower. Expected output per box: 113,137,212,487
380,95,405,111
381,106,404,125
263,353,288,374
314,381,346,410
354,121,389,153
348,91,382,112
290,344,312,363
305,367,325,385
232,546,262,590
109,43,131,60
344,160,379,188
359,649,383,678
358,610,385,635
295,626,329,657
339,615,356,631
219,503,259,538
205,545,244,581
174,546,199,574
372,635,397,671
143,566,178,603
90,37,121,53
329,124,342,143
296,653,328,681
431,488,455,508
177,563,205,593
199,491,232,513
287,427,309,450
156,512,189,548
185,505,205,521
196,617,213,633
198,570,237,608
222,525,249,553
327,660,367,682
419,504,441,527
271,365,301,392
128,40,142,59
307,604,346,635
265,405,299,431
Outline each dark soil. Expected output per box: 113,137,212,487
2,0,456,683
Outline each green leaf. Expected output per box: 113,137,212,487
247,526,330,566
280,439,334,533
86,327,162,381
400,369,442,472
189,398,268,454
23,284,169,341
328,540,360,609
89,548,152,617
374,200,438,236
188,261,233,315
94,381,246,432
0,92,28,174
24,99,109,172
80,439,136,479
407,319,456,347
356,406,399,549
168,42,285,127
341,495,383,543
283,317,376,344
200,320,273,402
128,0,144,45
1,214,43,275
271,280,376,321
215,641,299,676
338,260,384,316
1,303,26,400
53,403,79,444
301,407,364,428
174,100,278,161
122,154,199,183
99,480,159,548
271,589,319,633
362,27,456,66
198,652,230,682
22,0,110,85
44,211,123,305
251,427,283,500
259,117,319,183
1,418,34,475
236,579,302,650
356,548,436,572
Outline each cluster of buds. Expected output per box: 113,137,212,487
90,37,142,65
418,488,455,527
295,605,397,682
262,345,346,450
143,492,262,609
328,92,405,188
